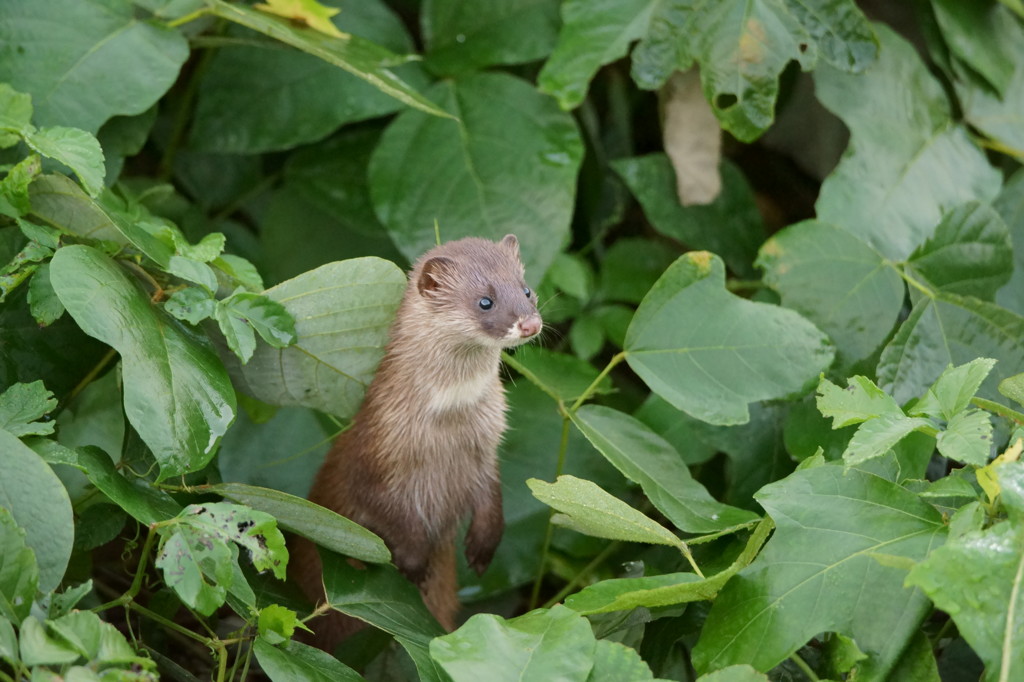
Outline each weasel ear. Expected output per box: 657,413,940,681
500,234,520,257
418,256,455,295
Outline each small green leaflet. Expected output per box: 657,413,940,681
0,380,57,437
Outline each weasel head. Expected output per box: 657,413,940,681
412,234,543,349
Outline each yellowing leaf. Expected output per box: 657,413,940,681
255,0,347,39
977,436,1023,505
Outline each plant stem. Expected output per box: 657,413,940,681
129,602,211,646
789,651,820,681
166,8,210,28
66,347,118,403
93,525,159,613
542,540,621,609
973,397,1024,426
529,415,572,610
570,351,625,412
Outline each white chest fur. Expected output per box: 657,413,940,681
427,370,495,412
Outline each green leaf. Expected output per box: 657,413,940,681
815,24,1001,260
816,375,902,428
18,616,79,667
565,518,772,615
596,237,679,305
997,169,1024,316
0,430,72,594
0,84,33,144
230,257,404,419
47,610,153,669
906,520,1024,681
502,346,611,403
695,665,769,682
192,0,429,154
527,476,687,552
692,464,946,677
757,220,904,368
166,256,218,293
257,605,309,646
50,245,236,479
430,605,595,682
936,409,993,467
74,446,182,526
216,299,258,364
422,0,561,75
253,637,365,682
1002,372,1024,409
631,0,813,142
0,506,38,626
205,0,448,121
906,202,1013,300
0,380,57,437
27,264,64,327
625,252,834,425
221,292,297,348
0,0,188,133
321,557,446,682
932,0,1018,94
611,156,763,278
155,530,231,617
538,0,654,109
571,405,758,532
173,502,288,579
29,175,174,268
842,412,934,466
910,358,997,421
878,293,1024,406
369,71,583,283
164,287,217,326
1,156,42,217
208,483,390,564
589,639,658,681
24,127,105,197
0,617,16,664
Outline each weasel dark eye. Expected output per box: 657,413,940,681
479,297,493,310
524,287,531,298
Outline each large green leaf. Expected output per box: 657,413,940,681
321,557,446,682
74,446,182,526
571,405,758,532
29,174,173,267
877,292,1024,406
906,519,1024,681
229,257,404,419
253,637,365,682
905,202,1013,300
528,476,688,552
611,156,764,278
502,346,611,404
49,245,236,480
422,0,561,75
932,0,1018,94
758,220,904,368
815,24,1001,260
537,0,654,110
0,0,188,133
205,0,448,121
430,605,595,682
191,0,430,153
692,464,947,677
564,519,771,615
209,483,390,564
0,506,38,626
625,252,834,425
368,71,583,283
0,430,73,593
996,169,1024,315
627,0,875,142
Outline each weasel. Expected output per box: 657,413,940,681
291,234,542,649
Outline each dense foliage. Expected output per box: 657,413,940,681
1,0,1023,680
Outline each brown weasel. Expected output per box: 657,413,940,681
291,234,542,649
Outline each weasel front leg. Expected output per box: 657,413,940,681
464,474,504,576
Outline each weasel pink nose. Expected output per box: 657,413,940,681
518,316,542,338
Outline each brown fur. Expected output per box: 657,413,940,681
290,235,541,650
